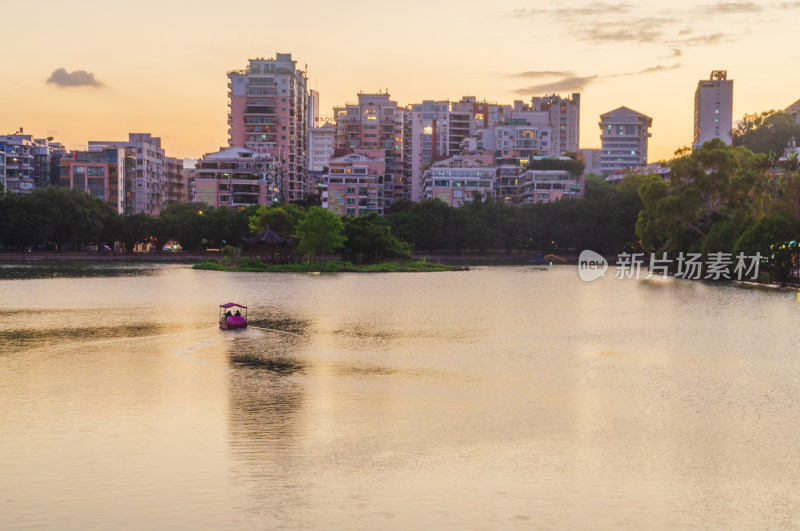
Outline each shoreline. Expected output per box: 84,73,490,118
2,254,798,290
192,259,467,273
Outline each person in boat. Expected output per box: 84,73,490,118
225,311,232,318
234,310,241,317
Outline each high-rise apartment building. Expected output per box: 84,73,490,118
88,133,183,216
693,70,733,149
227,54,309,202
333,93,407,207
0,133,68,194
309,123,336,174
531,93,580,155
33,138,67,189
0,134,36,194
165,156,188,204
308,89,320,129
599,107,652,174
322,149,386,217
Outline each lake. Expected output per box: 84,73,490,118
1,263,799,529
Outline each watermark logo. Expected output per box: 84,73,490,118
578,250,761,281
578,249,608,282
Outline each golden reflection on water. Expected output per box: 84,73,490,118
2,265,800,529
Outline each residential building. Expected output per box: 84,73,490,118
88,133,180,216
322,149,385,217
407,97,509,201
517,166,584,204
227,54,309,202
0,134,35,194
579,148,602,175
333,93,407,206
33,138,67,188
599,107,653,174
531,93,581,155
309,122,336,174
0,133,68,194
165,156,188,204
0,151,5,192
308,89,320,129
693,70,733,149
194,146,279,208
422,154,496,206
483,94,580,161
58,146,135,214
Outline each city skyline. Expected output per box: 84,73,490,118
3,0,799,161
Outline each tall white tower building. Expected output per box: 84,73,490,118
693,70,733,149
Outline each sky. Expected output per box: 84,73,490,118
2,0,799,162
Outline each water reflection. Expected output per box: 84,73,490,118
225,313,310,528
0,261,163,280
0,323,163,353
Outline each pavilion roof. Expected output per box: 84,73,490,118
243,226,293,246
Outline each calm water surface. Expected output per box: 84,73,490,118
1,264,799,529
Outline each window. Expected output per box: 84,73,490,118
346,186,356,194
346,197,356,205
219,194,231,202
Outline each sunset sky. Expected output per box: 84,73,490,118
3,0,799,162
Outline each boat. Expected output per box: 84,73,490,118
219,302,248,329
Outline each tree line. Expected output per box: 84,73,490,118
0,175,641,259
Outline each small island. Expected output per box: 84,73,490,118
193,258,465,273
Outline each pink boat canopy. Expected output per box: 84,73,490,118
220,302,247,309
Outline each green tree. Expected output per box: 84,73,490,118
388,198,449,252
296,206,346,259
700,215,753,258
636,140,757,253
248,203,305,236
526,157,585,176
735,213,800,282
342,213,411,263
731,111,797,154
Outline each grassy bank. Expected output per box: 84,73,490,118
193,258,467,273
